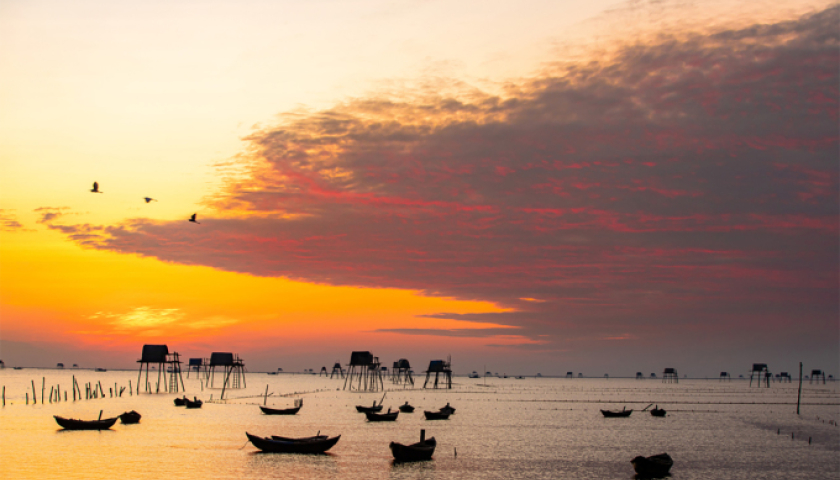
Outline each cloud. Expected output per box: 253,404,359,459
48,6,839,358
0,209,25,232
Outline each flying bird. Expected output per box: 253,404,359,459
90,182,102,193
189,213,200,224
143,197,157,203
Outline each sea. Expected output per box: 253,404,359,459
0,368,838,479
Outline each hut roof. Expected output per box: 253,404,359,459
210,352,234,366
139,345,169,363
349,351,373,365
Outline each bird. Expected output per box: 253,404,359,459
143,197,157,203
189,213,200,224
90,182,102,193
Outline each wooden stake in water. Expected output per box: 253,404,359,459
42,377,45,405
264,385,269,406
31,380,36,404
797,362,803,415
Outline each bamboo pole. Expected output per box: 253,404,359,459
797,362,803,415
49,386,54,403
42,377,45,404
31,380,36,404
2,386,4,406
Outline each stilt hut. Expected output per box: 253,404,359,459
319,366,328,376
136,345,185,394
423,357,452,389
209,352,246,393
720,372,731,381
330,362,344,379
392,359,414,387
566,372,573,378
810,369,826,384
343,351,383,391
662,368,679,383
636,372,643,380
779,372,792,383
749,363,770,387
187,358,204,378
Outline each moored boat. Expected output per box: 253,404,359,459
185,397,203,409
650,405,666,417
390,435,436,462
423,410,450,420
439,403,455,414
398,402,415,413
174,395,188,406
356,404,384,413
260,405,301,415
631,453,673,477
365,409,399,422
54,414,118,430
119,410,142,424
246,432,340,453
601,408,632,417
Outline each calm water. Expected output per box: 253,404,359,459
1,369,838,479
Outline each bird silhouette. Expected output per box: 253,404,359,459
143,197,157,203
189,213,200,224
90,182,102,193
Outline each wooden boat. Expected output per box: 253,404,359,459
390,437,436,462
423,410,450,420
650,406,666,417
271,434,327,442
119,410,141,424
631,453,673,477
185,397,203,409
601,408,632,417
54,414,118,430
398,402,415,413
246,432,340,454
355,404,384,413
173,396,188,406
260,405,301,415
365,410,398,422
439,403,455,414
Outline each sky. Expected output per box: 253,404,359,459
1,0,837,377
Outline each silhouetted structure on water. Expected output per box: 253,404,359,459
720,372,731,381
423,357,452,389
662,368,678,383
319,366,328,376
137,345,185,393
392,359,414,387
778,372,792,383
749,363,770,387
566,372,573,378
811,369,826,384
344,351,384,391
209,352,247,391
636,372,643,380
330,362,344,379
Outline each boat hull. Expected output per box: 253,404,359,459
119,411,141,424
365,411,398,422
390,437,436,462
601,409,633,417
423,410,450,420
398,404,415,413
54,415,118,430
631,453,673,477
260,405,301,415
246,432,340,453
355,405,383,413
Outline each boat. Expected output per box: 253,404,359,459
95,368,107,372
173,395,188,406
468,371,480,378
631,453,673,477
439,403,455,414
650,406,666,417
601,408,632,417
246,432,341,454
185,397,203,409
356,404,384,413
365,410,399,422
119,410,142,424
398,402,415,413
390,435,436,462
54,414,118,430
271,433,327,442
260,405,301,415
423,410,451,420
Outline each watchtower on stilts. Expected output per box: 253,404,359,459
566,372,573,378
209,352,247,397
720,372,731,381
749,363,770,387
343,351,383,391
136,345,185,394
187,358,203,378
330,362,344,379
779,372,791,383
319,366,328,376
662,368,679,383
810,369,826,384
423,357,452,389
636,372,643,380
392,359,414,387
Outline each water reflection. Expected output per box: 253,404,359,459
245,451,339,479
389,459,436,480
